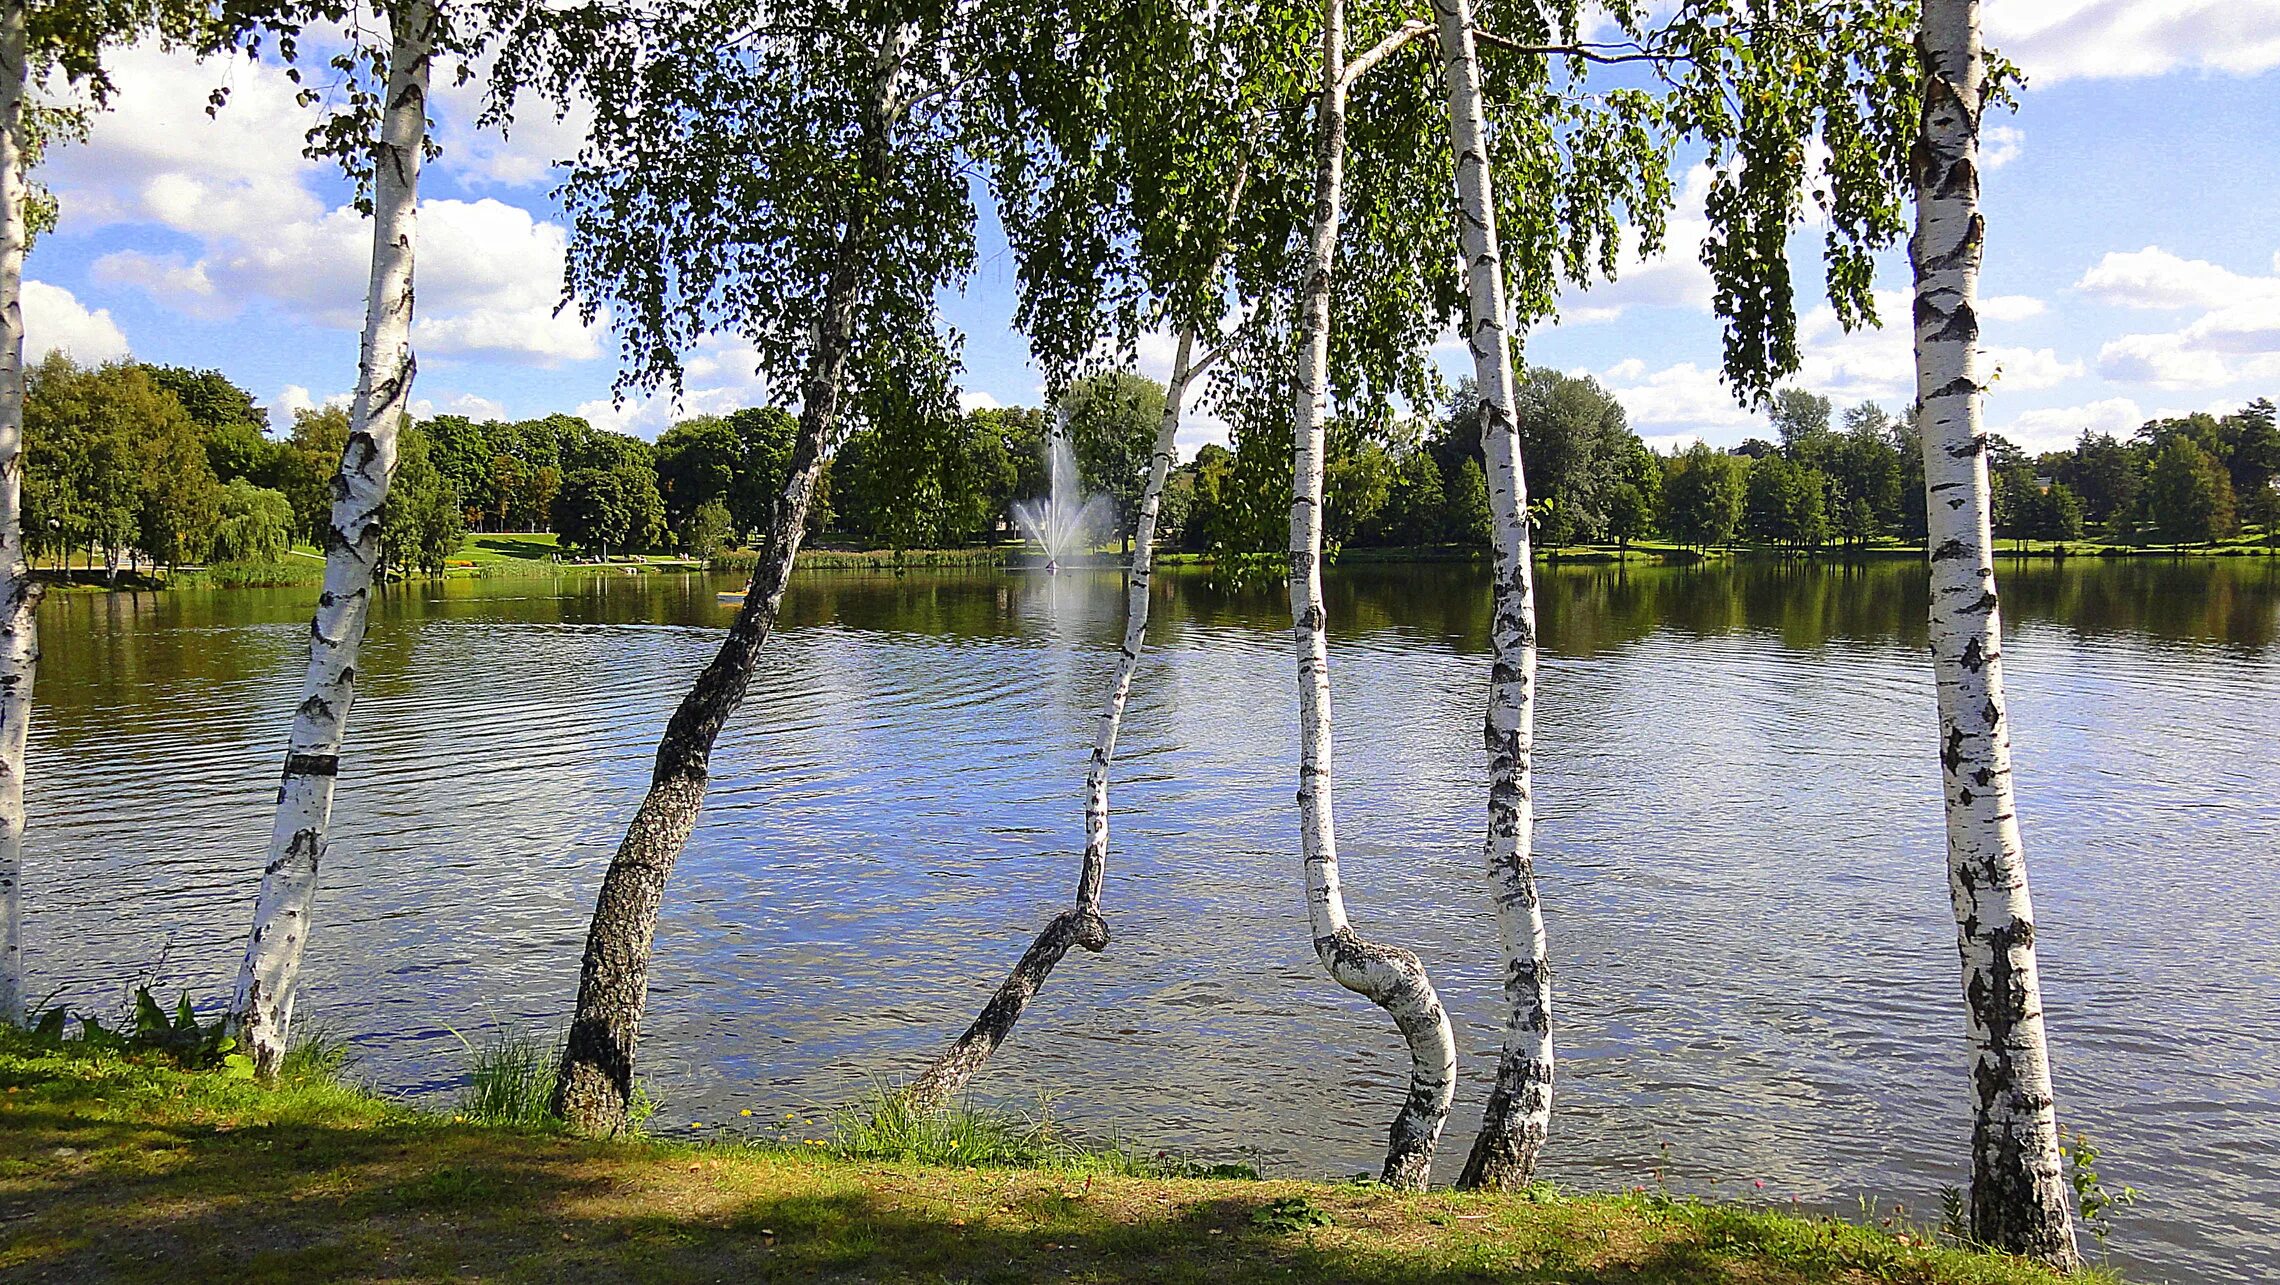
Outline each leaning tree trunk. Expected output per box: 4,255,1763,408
1288,0,1455,1192
229,0,436,1076
0,0,42,1027
1912,0,2080,1269
550,37,910,1137
901,329,1203,1112
1435,0,1551,1191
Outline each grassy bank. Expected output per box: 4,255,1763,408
0,1037,2095,1284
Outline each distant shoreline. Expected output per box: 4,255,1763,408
28,535,2276,593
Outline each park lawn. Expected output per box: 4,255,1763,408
460,532,568,564
0,1038,2098,1285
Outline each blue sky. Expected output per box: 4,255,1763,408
25,0,2280,457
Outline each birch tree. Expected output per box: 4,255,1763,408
1,0,250,1025
1911,0,2078,1265
0,0,33,1028
229,0,446,1078
1285,1,1461,1191
486,0,984,1135
892,0,1282,1103
1398,0,1924,1187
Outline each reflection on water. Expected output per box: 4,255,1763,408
26,556,2280,1284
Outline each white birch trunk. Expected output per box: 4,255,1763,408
0,0,41,1027
1433,0,1551,1191
230,0,436,1076
1912,0,2079,1268
901,333,1202,1111
1291,0,1456,1191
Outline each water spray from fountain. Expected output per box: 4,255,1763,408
1011,411,1114,572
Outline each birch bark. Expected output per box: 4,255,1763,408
229,0,436,1075
0,0,42,1027
1291,0,1456,1191
1911,0,2079,1268
1434,0,1551,1191
901,330,1200,1112
551,33,910,1137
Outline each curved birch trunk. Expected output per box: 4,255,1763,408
900,332,1201,1112
1290,0,1455,1191
1434,0,1551,1191
1912,0,2079,1268
550,35,911,1137
229,0,436,1076
0,1,43,1027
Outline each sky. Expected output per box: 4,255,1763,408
24,0,2280,458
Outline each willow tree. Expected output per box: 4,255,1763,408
1910,0,2077,1266
486,0,984,1135
1,0,247,1025
228,0,452,1078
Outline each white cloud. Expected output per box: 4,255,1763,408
270,384,353,429
1599,361,1761,433
1981,125,2024,170
45,44,323,236
53,43,602,367
1979,294,2047,322
430,71,594,188
1984,346,2085,391
566,335,779,439
2096,330,2280,390
2077,249,2280,389
23,281,130,363
2074,246,2280,311
421,392,510,421
957,389,1002,413
90,251,230,319
1547,164,1717,326
1994,397,2148,453
1986,0,2280,83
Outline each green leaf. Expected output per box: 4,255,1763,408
135,987,169,1039
222,1053,258,1081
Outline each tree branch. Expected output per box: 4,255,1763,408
1342,19,1431,87
1471,29,1691,67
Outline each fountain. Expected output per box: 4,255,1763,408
1010,423,1114,572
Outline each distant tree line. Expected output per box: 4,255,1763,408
22,354,2275,577
20,356,465,578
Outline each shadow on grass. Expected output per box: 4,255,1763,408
0,1093,2071,1285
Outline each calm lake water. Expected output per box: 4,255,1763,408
24,557,2280,1283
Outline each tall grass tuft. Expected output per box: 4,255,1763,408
827,1087,1253,1180
454,1029,660,1134
280,1027,355,1081
458,1030,562,1128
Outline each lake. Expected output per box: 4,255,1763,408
24,556,2280,1284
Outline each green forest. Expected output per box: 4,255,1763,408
21,351,2278,583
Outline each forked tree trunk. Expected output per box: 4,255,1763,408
1290,0,1455,1191
901,329,1202,1112
551,35,911,1137
229,0,436,1075
1911,0,2079,1269
1435,0,1551,1191
0,0,43,1027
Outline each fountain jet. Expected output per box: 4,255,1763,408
1010,422,1113,571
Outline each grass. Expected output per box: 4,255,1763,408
0,1033,2104,1284
455,1029,563,1128
715,545,1014,571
